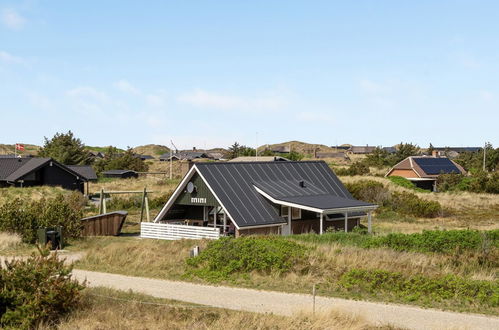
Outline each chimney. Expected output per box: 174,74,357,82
193,147,196,151
299,180,305,188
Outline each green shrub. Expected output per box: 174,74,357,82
339,268,498,306
387,176,428,192
389,191,441,218
365,230,498,254
0,192,84,243
335,162,370,176
186,237,308,281
344,180,389,204
437,172,499,194
0,249,84,328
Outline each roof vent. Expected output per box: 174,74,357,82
299,180,305,188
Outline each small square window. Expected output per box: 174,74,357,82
281,205,289,218
292,207,301,220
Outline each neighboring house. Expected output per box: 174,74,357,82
315,152,350,160
431,147,482,158
229,156,290,162
207,152,224,160
88,151,105,159
269,145,291,154
348,146,376,154
154,161,377,237
0,157,90,193
159,151,210,161
102,169,138,179
385,156,466,191
67,165,98,181
382,147,397,154
134,154,155,160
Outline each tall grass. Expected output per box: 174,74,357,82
52,287,382,330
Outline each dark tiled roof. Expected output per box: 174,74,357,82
4,158,51,181
67,165,98,180
194,161,373,228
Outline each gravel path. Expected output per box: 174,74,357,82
73,269,499,330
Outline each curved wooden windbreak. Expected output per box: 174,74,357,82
80,211,127,236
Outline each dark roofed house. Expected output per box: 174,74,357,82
0,157,89,193
229,156,289,162
102,169,138,179
159,151,210,162
67,165,98,181
315,152,349,160
153,161,377,237
134,154,155,160
431,147,482,158
349,146,376,154
382,147,397,154
386,156,466,191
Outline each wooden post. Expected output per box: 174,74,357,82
98,188,103,214
319,213,323,235
213,207,217,228
344,212,348,233
145,189,150,222
223,212,227,235
140,187,146,222
312,284,316,315
368,211,372,234
287,207,291,235
103,192,107,214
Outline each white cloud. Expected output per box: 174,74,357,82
114,79,141,95
0,50,24,64
178,89,288,111
1,9,26,30
66,86,110,103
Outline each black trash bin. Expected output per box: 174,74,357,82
37,227,64,250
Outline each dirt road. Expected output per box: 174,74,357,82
73,269,499,330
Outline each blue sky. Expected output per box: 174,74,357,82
1,1,498,150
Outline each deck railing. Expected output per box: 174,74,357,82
140,222,221,240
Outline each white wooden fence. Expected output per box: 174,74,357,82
140,222,221,240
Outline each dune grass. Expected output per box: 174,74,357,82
73,233,499,315
50,287,386,330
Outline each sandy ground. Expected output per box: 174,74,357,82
73,269,499,330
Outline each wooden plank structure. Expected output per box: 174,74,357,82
141,222,220,241
81,211,128,236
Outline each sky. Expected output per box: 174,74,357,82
0,1,498,150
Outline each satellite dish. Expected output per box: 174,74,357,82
187,182,196,193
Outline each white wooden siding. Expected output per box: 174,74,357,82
140,222,220,240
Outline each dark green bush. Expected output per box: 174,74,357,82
437,172,499,194
0,249,84,328
345,180,441,218
0,192,84,243
335,162,370,176
389,191,441,218
387,176,428,193
365,230,498,254
186,236,308,281
344,180,390,204
339,268,498,306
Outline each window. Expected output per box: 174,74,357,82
292,207,301,220
281,205,289,218
281,205,301,220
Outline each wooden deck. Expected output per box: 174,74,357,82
81,211,127,236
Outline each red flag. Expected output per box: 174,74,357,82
15,144,25,151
